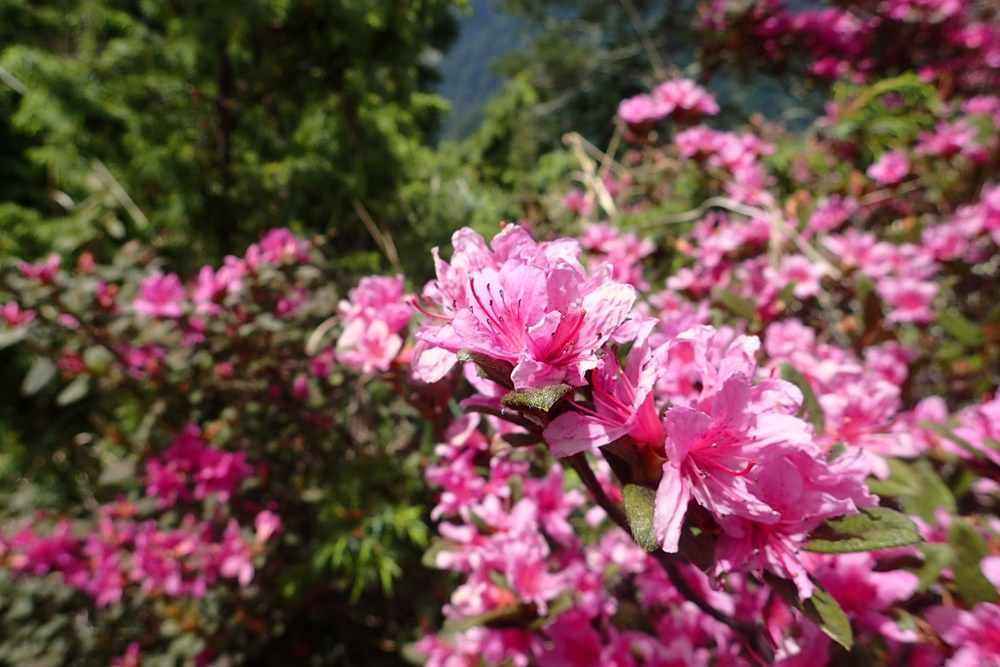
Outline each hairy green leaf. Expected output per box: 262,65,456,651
501,383,572,412
622,484,659,552
804,507,922,554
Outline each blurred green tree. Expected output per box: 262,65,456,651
0,0,463,268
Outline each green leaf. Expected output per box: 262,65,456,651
457,350,515,390
901,459,956,523
500,383,572,413
915,543,953,592
804,507,922,554
98,458,137,488
715,289,758,322
937,309,986,347
765,573,853,650
622,484,659,552
917,420,985,461
82,345,114,373
826,442,848,463
779,363,825,431
21,356,57,395
55,374,89,406
809,585,854,650
866,457,921,497
948,519,999,605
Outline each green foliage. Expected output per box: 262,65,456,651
804,508,922,554
0,0,465,271
622,483,659,552
0,237,440,665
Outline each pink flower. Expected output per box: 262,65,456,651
712,449,874,599
244,228,310,268
144,424,252,507
218,520,255,587
545,335,665,457
774,254,828,300
0,301,35,326
581,222,656,290
562,189,595,217
656,373,780,552
454,258,634,388
875,276,938,323
916,120,979,158
618,93,666,126
254,510,282,544
111,642,141,667
811,552,920,642
416,226,635,390
866,150,911,185
926,602,1000,666
651,79,720,122
336,274,413,375
18,253,61,283
191,258,245,314
133,272,186,319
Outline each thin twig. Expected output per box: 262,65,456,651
0,65,27,94
306,315,338,356
351,198,401,272
617,0,671,80
637,194,844,279
564,132,619,219
91,159,149,229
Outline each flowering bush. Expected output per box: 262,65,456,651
1,2,1000,666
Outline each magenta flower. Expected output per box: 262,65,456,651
133,271,186,319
